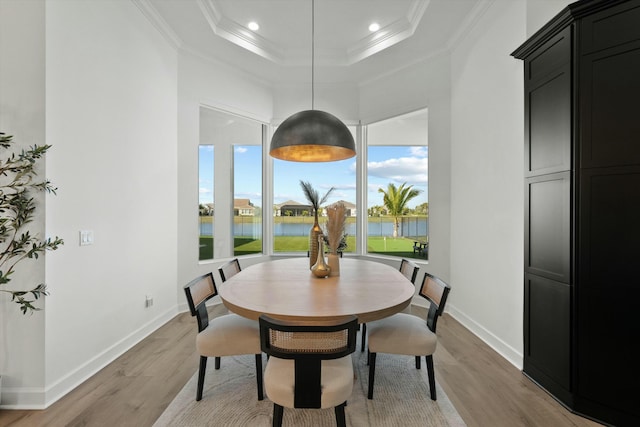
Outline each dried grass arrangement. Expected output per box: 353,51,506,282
325,202,347,255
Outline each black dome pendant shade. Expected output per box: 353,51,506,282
269,110,356,162
269,0,356,162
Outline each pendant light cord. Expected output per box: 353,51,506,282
311,0,315,110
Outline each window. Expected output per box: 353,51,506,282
234,144,262,256
272,126,357,254
198,106,428,261
198,144,214,260
366,109,428,259
199,107,264,260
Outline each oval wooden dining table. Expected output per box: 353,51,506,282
218,257,415,324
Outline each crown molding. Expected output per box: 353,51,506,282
197,0,284,63
131,0,183,49
347,0,429,64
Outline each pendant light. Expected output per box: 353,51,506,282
269,0,356,162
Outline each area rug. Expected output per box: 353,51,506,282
154,346,466,427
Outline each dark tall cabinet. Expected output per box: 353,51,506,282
512,0,640,425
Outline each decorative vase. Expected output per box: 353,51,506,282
311,236,331,278
327,253,340,277
308,212,323,269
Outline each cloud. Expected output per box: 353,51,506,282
234,146,248,153
367,156,428,184
409,146,428,157
235,191,261,199
320,183,356,191
199,187,213,204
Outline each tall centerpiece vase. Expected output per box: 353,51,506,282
300,180,335,269
308,213,323,269
311,235,331,278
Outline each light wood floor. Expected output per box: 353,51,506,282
0,305,603,427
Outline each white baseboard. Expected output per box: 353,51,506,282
0,306,179,410
445,303,523,370
409,299,522,370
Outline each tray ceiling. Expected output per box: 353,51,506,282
137,0,489,84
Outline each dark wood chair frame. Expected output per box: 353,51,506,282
218,258,241,282
259,314,358,427
360,258,419,352
367,271,450,401
184,272,263,401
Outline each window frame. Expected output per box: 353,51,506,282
198,106,428,262
198,105,267,262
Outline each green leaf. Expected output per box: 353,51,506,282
0,131,61,314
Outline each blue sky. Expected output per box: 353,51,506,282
200,145,428,209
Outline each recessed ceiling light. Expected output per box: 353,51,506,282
248,21,259,31
369,22,380,32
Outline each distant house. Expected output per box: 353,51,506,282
234,198,255,216
324,200,357,217
338,200,357,217
274,200,312,217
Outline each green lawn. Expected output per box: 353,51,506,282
200,235,428,259
367,236,427,258
199,237,214,259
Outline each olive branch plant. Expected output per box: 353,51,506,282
0,132,63,314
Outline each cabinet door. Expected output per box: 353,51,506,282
524,273,571,404
579,41,640,168
524,27,572,177
525,172,571,283
576,167,640,422
579,1,640,169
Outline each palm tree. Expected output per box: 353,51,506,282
378,182,422,238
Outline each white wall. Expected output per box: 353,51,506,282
359,53,452,292
1,0,179,408
447,0,572,368
449,0,526,368
527,0,573,36
0,0,47,405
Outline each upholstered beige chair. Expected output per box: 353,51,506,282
360,258,419,351
218,258,242,282
366,271,450,400
259,314,358,427
183,272,263,401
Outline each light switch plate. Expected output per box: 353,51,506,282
79,230,94,246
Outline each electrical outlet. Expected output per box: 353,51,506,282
145,295,154,308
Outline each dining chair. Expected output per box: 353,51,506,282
366,271,450,400
183,272,264,402
360,258,419,352
259,314,358,427
218,258,242,282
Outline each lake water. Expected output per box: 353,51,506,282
200,218,428,238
